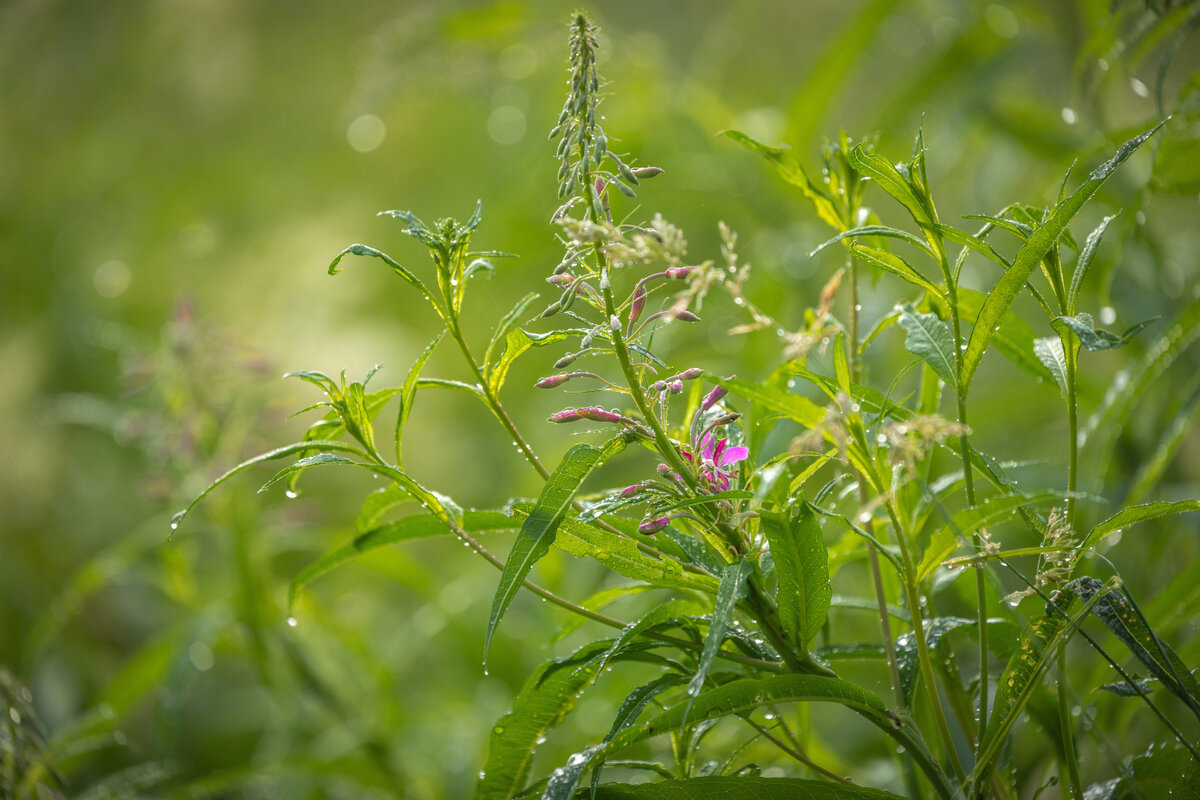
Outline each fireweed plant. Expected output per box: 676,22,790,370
172,14,1200,800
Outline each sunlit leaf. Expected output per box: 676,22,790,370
329,243,441,316
396,330,444,468
1034,337,1069,399
1067,214,1118,313
760,504,830,651
898,303,957,390
1079,500,1200,551
586,777,910,799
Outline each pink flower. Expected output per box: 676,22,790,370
696,433,748,492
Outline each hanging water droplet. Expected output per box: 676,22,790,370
1061,107,1077,125
285,490,299,499
170,521,179,531
286,616,299,628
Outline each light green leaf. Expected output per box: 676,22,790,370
396,330,444,468
488,328,573,394
485,292,539,370
1034,337,1069,399
720,131,842,231
551,585,658,644
329,243,440,316
1067,214,1118,314
760,504,830,650
586,777,910,799
355,486,411,533
810,225,935,258
289,511,516,612
849,243,942,297
258,453,353,493
953,288,1054,385
961,123,1164,396
686,559,752,712
1080,500,1200,552
898,303,957,390
711,375,825,428
170,440,367,530
918,491,1060,581
486,436,628,664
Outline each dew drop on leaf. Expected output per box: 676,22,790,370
285,490,299,499
286,616,299,628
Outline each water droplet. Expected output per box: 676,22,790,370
1130,77,1150,98
287,616,299,627
1099,306,1116,325
1061,107,1077,125
450,278,459,286
9,708,21,724
285,490,299,499
478,771,486,780
493,725,505,735
536,735,547,744
170,521,179,531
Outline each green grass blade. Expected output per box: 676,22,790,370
918,491,1060,581
898,304,958,390
257,453,354,493
288,511,516,613
485,436,628,665
759,504,831,651
170,440,368,530
960,123,1163,396
1079,500,1200,551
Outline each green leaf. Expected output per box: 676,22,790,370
1034,337,1069,399
341,381,376,453
896,617,1018,703
760,504,831,650
258,453,353,493
686,559,752,713
918,491,1059,581
721,130,842,231
170,440,368,530
591,601,706,678
931,223,1010,270
396,330,444,468
485,436,628,665
585,777,910,799
1125,390,1200,505
551,585,658,644
849,243,942,297
1079,500,1200,552
1117,744,1200,799
960,123,1164,396
329,243,440,316
485,292,539,370
1067,214,1118,313
810,225,935,258
288,511,516,612
1053,314,1157,351
953,288,1054,385
898,303,958,390
355,485,411,532
475,642,612,800
710,375,825,428
488,328,573,394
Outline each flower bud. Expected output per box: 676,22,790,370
554,352,579,369
619,482,651,498
700,385,728,410
649,380,666,393
632,166,665,180
547,273,574,286
628,284,646,326
577,406,624,423
549,409,583,423
609,315,621,332
673,310,701,322
541,300,562,318
637,516,670,535
669,380,683,394
677,368,703,380
536,374,571,389
665,266,693,280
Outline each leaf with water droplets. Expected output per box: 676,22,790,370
488,328,573,394
329,243,441,317
485,292,540,372
759,504,830,653
1033,337,1069,399
1079,500,1200,552
1053,314,1157,352
685,559,752,715
898,303,958,391
580,776,912,799
486,435,629,666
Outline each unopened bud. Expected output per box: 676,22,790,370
620,482,651,498
628,284,647,326
609,315,621,332
536,374,571,389
577,406,624,424
554,352,579,369
665,266,693,279
701,385,728,410
547,273,574,286
638,516,670,535
669,380,683,394
677,368,703,380
673,310,701,322
632,166,664,180
649,380,666,393
580,330,595,349
541,300,562,318
549,409,583,423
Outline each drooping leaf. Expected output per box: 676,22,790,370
355,485,412,533
686,559,753,712
1034,337,1069,399
486,436,628,664
810,225,935,259
1115,744,1200,800
257,453,354,493
584,776,910,800
1053,314,1157,351
485,292,540,370
396,330,444,468
590,601,707,678
759,504,831,651
710,375,825,428
288,511,516,613
1079,500,1200,551
329,243,440,316
898,303,958,390
960,123,1164,396
720,131,842,231
849,243,942,297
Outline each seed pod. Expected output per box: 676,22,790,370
620,482,651,498
547,273,574,286
614,180,636,198
558,283,578,312
580,329,596,349
632,166,664,180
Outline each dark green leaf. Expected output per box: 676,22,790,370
760,504,830,650
397,330,444,468
486,436,628,665
585,776,910,799
686,559,753,712
896,617,1018,703
810,225,934,258
1080,500,1200,551
1053,314,1156,351
961,123,1163,395
898,303,957,390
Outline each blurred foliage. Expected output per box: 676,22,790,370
1,0,1198,797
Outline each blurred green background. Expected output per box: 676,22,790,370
2,0,1198,796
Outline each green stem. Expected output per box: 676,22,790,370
1057,648,1085,800
1059,330,1084,796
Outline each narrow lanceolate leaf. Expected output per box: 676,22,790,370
328,243,440,315
396,330,444,468
898,304,957,390
590,601,706,677
953,288,1054,385
686,559,753,712
551,585,657,644
170,440,367,530
485,436,629,664
917,491,1060,581
896,617,1017,702
810,225,935,258
711,375,825,428
1034,337,1069,399
258,453,353,493
1079,500,1200,551
760,504,831,651
488,328,573,393
1067,214,1118,313
584,777,910,800
720,131,842,231
849,243,943,297
475,642,612,800
960,123,1164,396
1053,314,1156,351
289,511,516,612
485,292,540,370
1063,578,1200,723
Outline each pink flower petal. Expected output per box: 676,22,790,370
699,433,716,462
718,446,749,467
